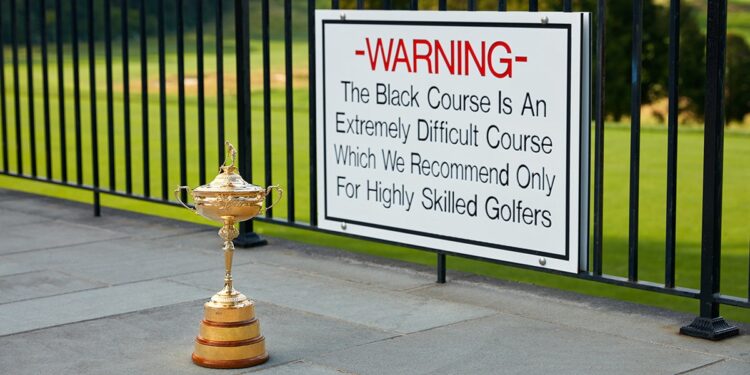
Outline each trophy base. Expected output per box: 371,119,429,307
192,297,269,369
192,352,269,369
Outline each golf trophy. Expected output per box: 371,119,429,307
176,141,281,369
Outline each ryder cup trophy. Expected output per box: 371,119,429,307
176,141,281,369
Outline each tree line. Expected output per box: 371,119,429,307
1,0,748,124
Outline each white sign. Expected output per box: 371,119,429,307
316,11,590,273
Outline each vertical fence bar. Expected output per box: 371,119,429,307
11,0,22,175
196,0,206,185
468,0,476,11
332,0,339,9
356,0,363,10
105,0,115,190
262,0,272,218
665,0,680,289
40,0,54,180
680,0,738,341
563,0,571,12
122,0,132,194
72,0,82,185
41,0,52,180
497,1,506,11
87,0,100,216
56,0,67,182
25,0,37,177
410,0,418,10
0,0,8,172
177,0,187,203
383,0,391,10
437,253,446,284
139,0,149,196
529,0,538,12
284,0,295,222
593,0,606,276
308,0,317,226
158,0,168,200
628,0,643,282
120,0,133,195
235,0,264,246
438,0,446,11
216,0,224,166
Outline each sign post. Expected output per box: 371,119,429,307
316,11,590,274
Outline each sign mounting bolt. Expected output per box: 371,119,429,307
340,12,346,20
341,222,347,230
539,257,547,266
541,16,549,24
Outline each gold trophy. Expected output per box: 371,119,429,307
176,141,281,369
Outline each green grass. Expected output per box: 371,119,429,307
729,0,750,41
728,11,750,41
1,40,749,324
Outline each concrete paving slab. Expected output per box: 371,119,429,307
69,212,214,240
687,359,750,375
0,300,393,375
0,279,208,336
250,361,354,375
254,302,394,371
150,230,433,292
0,220,126,255
0,195,95,220
159,232,432,293
0,270,107,304
0,259,45,277
0,189,29,201
0,236,249,285
314,313,726,375
148,228,235,253
0,209,50,228
410,279,750,363
252,240,436,292
171,262,497,334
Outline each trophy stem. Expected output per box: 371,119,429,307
218,217,239,296
223,239,234,293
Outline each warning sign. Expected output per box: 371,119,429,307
316,10,590,273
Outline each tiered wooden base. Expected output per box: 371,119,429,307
192,299,269,369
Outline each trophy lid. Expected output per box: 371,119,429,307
193,142,263,194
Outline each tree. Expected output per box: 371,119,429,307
677,4,707,121
725,34,750,123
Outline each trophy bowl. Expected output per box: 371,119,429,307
175,141,281,369
176,143,281,223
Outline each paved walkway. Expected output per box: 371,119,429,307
0,188,748,374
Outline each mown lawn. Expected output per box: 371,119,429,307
1,40,748,323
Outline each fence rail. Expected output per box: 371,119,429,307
0,0,746,340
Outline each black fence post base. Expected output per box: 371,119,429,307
93,191,100,217
233,232,268,248
436,253,446,284
680,317,739,340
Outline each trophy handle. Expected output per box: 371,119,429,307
263,185,283,213
174,186,197,213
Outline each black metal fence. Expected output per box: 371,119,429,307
0,0,746,340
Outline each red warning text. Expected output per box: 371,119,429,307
359,37,528,79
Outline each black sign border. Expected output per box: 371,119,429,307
321,19,574,261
